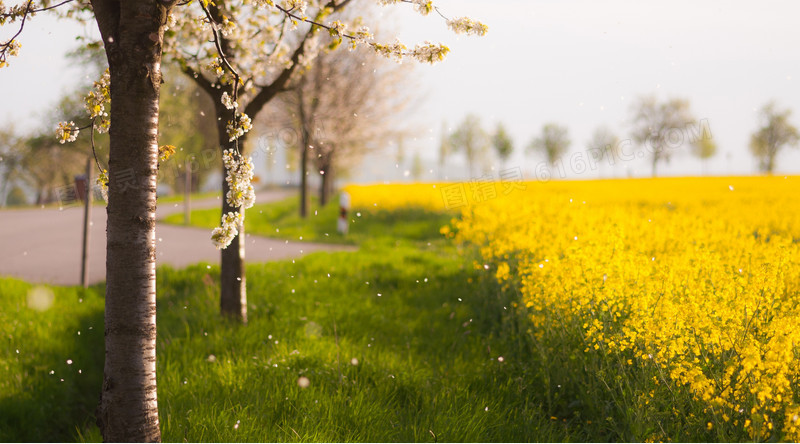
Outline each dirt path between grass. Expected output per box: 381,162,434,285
0,189,355,286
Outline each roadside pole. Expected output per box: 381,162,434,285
80,157,92,288
184,157,191,225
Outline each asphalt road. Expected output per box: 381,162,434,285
0,189,354,286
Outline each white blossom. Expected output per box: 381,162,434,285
221,91,238,110
96,169,109,203
56,121,79,144
446,17,488,36
222,149,256,210
226,113,253,141
328,20,347,38
211,211,243,249
165,13,177,31
410,41,450,64
284,0,307,15
372,40,407,63
206,57,224,78
412,0,433,16
219,18,237,37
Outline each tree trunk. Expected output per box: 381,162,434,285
651,153,658,178
320,159,333,207
300,141,309,217
297,86,310,218
217,112,247,323
91,0,171,441
767,152,776,174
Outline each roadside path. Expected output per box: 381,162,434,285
0,190,354,286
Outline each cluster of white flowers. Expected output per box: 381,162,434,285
0,2,31,26
56,121,79,144
218,17,237,37
222,149,256,209
96,169,109,203
328,20,346,38
349,25,373,50
85,69,111,133
211,211,243,249
206,57,224,78
165,13,177,31
377,0,433,15
412,0,433,16
410,41,450,64
252,0,275,8
371,39,451,65
0,39,20,68
372,40,408,63
7,39,19,55
221,91,238,110
283,0,307,15
446,17,488,36
226,113,253,141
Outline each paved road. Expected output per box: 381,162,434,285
0,190,354,286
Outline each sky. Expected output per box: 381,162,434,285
2,0,800,184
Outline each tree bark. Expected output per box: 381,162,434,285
320,157,333,207
91,0,172,441
297,89,310,218
300,140,309,217
216,109,248,323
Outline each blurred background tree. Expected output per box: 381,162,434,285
630,95,695,177
587,125,620,178
749,102,799,174
491,123,514,168
449,113,489,177
263,41,414,213
528,122,570,167
692,136,717,175
158,66,219,194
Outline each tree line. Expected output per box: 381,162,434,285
442,97,799,178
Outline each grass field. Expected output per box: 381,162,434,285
1,196,562,442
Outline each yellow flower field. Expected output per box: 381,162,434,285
347,176,800,440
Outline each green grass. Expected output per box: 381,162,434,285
161,194,455,246
157,190,220,204
0,280,105,442
0,207,566,442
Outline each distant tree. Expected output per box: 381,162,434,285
749,102,799,173
395,135,406,166
449,114,489,176
0,126,23,207
158,66,218,194
692,136,717,175
528,123,570,166
11,94,96,205
438,120,451,178
266,42,413,211
491,123,514,167
630,95,695,177
21,133,85,204
410,150,425,181
5,185,27,206
586,126,620,177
